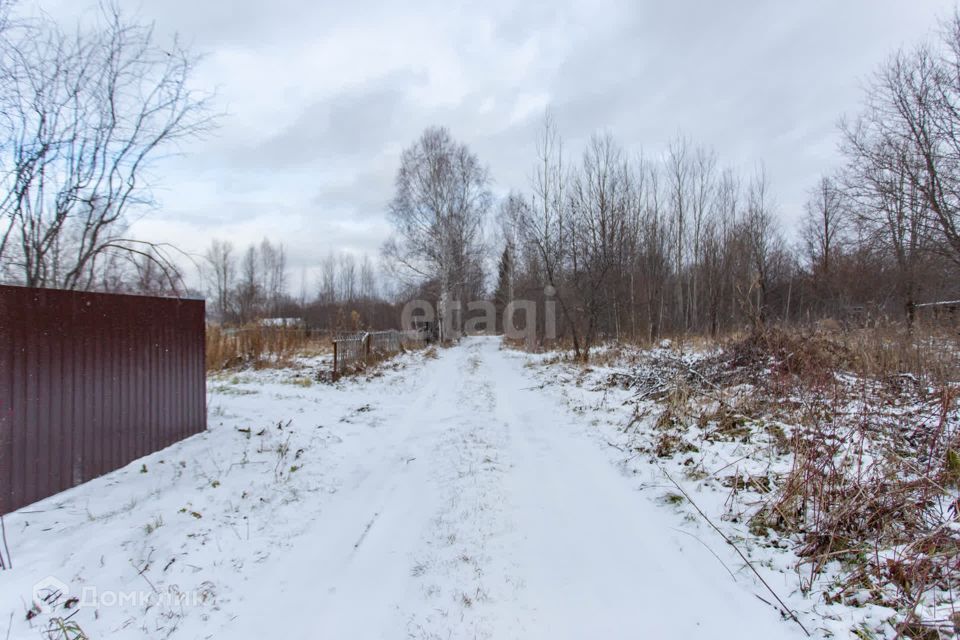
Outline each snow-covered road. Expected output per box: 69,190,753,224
218,337,800,639
2,336,804,639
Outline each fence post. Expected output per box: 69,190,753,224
332,340,338,381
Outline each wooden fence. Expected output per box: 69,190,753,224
0,285,206,514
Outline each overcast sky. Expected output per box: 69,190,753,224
36,0,960,291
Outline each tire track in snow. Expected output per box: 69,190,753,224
405,340,519,640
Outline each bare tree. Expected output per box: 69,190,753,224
741,168,783,327
505,113,591,355
235,246,261,324
840,130,931,322
359,254,377,301
640,164,670,341
567,133,636,357
382,126,491,340
665,138,691,332
701,168,740,336
319,252,337,305
688,146,717,333
337,252,357,303
204,239,235,321
802,176,847,281
850,23,960,266
259,238,287,315
0,2,215,291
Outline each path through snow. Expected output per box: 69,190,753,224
1,337,804,639
218,337,801,639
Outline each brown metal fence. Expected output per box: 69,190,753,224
0,285,206,514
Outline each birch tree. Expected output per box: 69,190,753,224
382,127,491,340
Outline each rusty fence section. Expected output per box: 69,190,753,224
0,285,206,515
332,330,425,379
332,333,366,378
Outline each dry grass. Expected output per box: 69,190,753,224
596,323,960,635
206,325,332,371
724,324,960,389
718,327,960,636
752,385,960,637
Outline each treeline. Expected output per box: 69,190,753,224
496,125,790,358
203,238,290,324
486,14,960,359
202,238,402,332
6,0,957,353
376,7,960,360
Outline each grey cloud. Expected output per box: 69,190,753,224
225,69,428,172
43,0,957,287
311,167,397,221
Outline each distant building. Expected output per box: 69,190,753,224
258,317,305,328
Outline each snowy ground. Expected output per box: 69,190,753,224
2,337,827,639
517,345,915,639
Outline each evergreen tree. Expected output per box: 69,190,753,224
493,243,514,333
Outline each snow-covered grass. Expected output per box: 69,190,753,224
516,333,960,639
0,350,429,639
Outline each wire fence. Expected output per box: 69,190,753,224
332,334,366,377
332,330,427,379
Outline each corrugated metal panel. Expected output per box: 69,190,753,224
0,285,206,514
